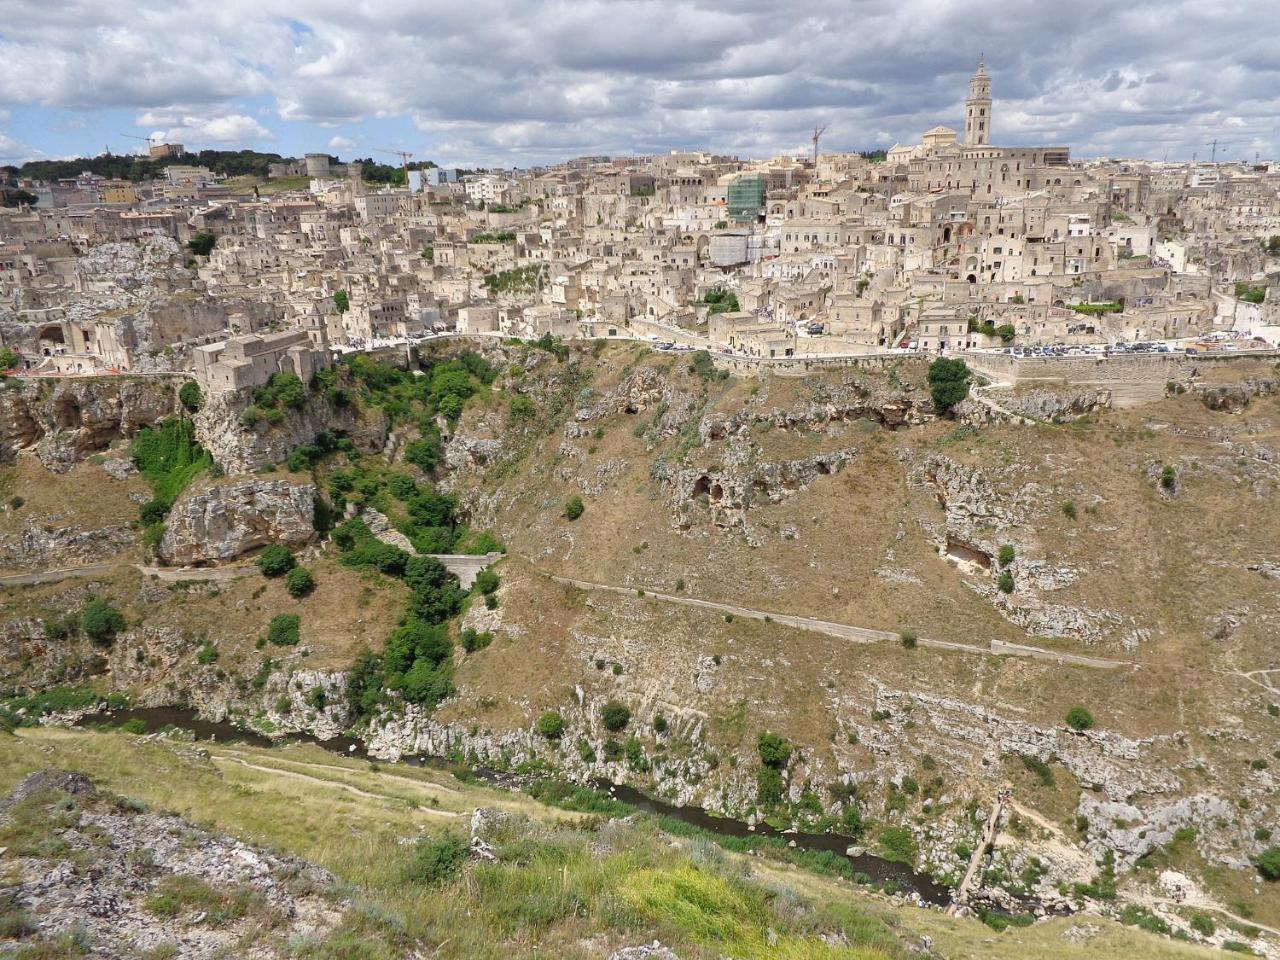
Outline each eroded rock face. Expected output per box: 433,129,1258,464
654,447,858,533
984,387,1112,423
0,376,178,470
159,478,316,565
194,390,388,476
1194,378,1278,412
575,366,699,438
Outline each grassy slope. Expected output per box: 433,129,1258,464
0,728,1221,960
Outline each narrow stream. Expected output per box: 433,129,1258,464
82,706,951,906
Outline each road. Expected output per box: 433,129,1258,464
0,557,1131,670
548,573,1131,670
0,561,257,589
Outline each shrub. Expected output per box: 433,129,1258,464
879,827,918,865
178,381,202,413
186,232,216,256
757,731,792,768
601,700,630,731
997,570,1015,594
509,394,536,421
196,643,218,665
900,630,918,650
563,495,585,521
404,835,467,886
1065,705,1095,731
139,498,170,525
1256,846,1280,880
1119,904,1170,935
624,736,648,771
285,566,315,598
1160,464,1177,491
256,545,296,577
458,628,492,653
536,710,565,739
756,765,784,805
472,568,500,595
1189,913,1215,936
119,718,147,735
1019,754,1054,787
1061,500,1078,520
997,544,1015,567
266,614,301,647
653,713,668,734
602,739,624,762
927,357,971,415
81,597,126,644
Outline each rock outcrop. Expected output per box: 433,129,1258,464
2,769,341,959
194,390,388,476
159,478,316,565
0,376,178,470
1194,377,1278,412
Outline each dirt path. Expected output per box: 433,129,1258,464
0,560,257,589
218,748,461,795
213,755,460,816
0,562,116,587
548,573,1131,670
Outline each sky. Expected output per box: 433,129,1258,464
1,0,1278,169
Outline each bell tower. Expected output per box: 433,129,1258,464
964,59,992,146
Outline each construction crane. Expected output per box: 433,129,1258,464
811,125,828,167
120,133,161,156
375,148,413,187
1206,138,1245,164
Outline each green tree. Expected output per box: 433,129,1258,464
333,290,350,313
757,731,792,768
0,347,20,372
186,232,216,256
1066,705,1095,731
601,700,630,731
998,544,1016,567
178,380,202,413
536,710,565,739
285,566,315,598
997,570,1015,593
256,545,296,577
927,358,971,415
564,495,585,521
80,597,126,644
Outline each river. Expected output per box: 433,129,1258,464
82,705,953,906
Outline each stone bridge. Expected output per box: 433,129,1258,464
425,552,504,588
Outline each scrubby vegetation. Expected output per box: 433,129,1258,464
256,545,296,577
130,418,214,527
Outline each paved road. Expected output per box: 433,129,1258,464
548,574,1131,670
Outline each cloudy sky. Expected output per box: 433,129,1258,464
1,0,1277,168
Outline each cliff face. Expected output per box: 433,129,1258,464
158,478,317,565
0,376,178,470
194,390,389,476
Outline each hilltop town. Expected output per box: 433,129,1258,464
1,62,1277,384
1,62,1280,960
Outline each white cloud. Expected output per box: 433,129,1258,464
135,109,273,145
328,135,357,150
0,0,1278,163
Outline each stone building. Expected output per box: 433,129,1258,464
193,329,331,393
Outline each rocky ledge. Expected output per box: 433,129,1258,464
0,769,343,960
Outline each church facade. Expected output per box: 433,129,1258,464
887,61,1071,198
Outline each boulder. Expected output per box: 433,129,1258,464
158,478,316,565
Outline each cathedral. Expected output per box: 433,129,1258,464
886,61,1071,197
